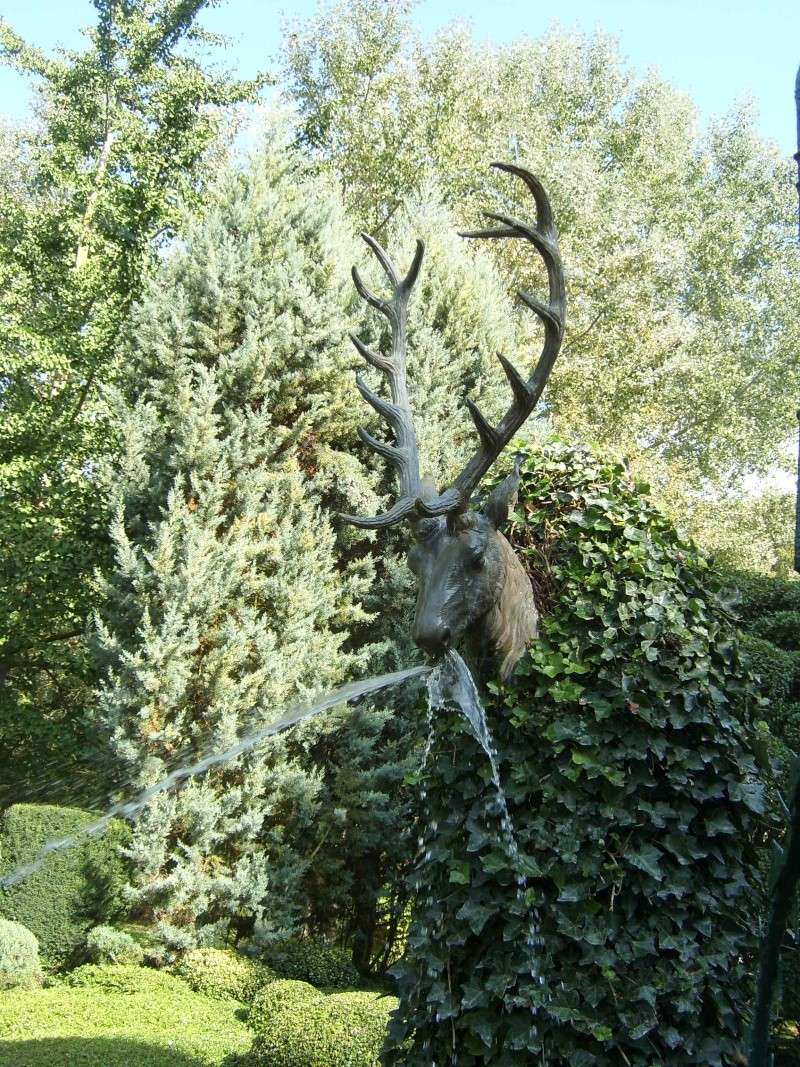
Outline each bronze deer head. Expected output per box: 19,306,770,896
341,163,566,680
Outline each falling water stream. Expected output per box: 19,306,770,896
426,651,546,1035
0,664,429,890
427,650,521,860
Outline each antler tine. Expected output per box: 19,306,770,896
340,236,426,530
421,161,566,510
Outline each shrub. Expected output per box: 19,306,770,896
0,917,43,990
773,702,800,756
732,574,800,1029
114,921,170,968
66,963,187,996
247,979,324,1031
0,971,252,1065
0,804,129,963
85,925,144,966
247,981,396,1067
751,611,800,651
260,939,359,989
174,947,275,1003
724,570,800,621
740,635,798,707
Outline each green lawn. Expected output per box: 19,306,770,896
0,977,251,1066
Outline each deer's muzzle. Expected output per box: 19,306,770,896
413,621,452,656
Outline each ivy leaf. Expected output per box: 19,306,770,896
627,843,663,881
705,811,736,836
449,861,470,885
456,899,494,935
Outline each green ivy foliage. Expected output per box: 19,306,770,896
385,444,767,1066
0,805,129,963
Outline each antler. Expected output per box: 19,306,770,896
341,162,565,530
340,235,433,529
417,162,566,517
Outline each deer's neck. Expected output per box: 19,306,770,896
483,532,538,682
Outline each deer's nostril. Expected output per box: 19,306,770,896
414,624,451,656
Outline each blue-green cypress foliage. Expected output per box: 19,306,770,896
94,147,374,948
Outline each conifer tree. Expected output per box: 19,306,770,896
0,0,258,800
94,147,372,946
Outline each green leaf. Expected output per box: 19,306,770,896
455,899,494,935
448,862,470,885
627,843,663,881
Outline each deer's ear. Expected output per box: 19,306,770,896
483,463,521,529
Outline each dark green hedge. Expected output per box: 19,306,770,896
0,805,129,963
740,635,798,707
751,611,800,651
386,444,767,1067
723,571,800,623
260,939,359,989
730,570,800,1030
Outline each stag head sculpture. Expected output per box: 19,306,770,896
341,163,565,680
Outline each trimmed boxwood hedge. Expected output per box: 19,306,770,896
0,918,43,990
0,966,251,1065
247,978,323,1031
65,963,187,995
260,939,359,989
0,805,129,964
173,947,275,1002
725,571,800,622
728,568,800,1031
246,979,396,1067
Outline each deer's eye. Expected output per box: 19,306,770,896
465,542,485,570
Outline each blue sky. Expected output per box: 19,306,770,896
0,0,798,156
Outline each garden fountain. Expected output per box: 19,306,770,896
0,665,429,889
1,161,770,1066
